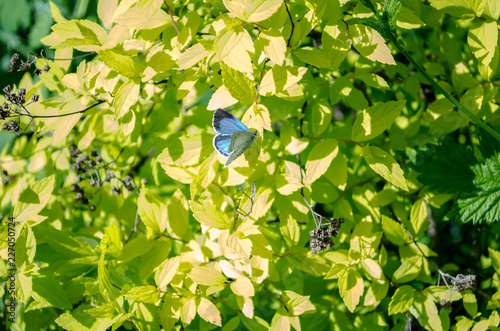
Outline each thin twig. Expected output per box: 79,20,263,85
164,1,180,35
284,1,295,47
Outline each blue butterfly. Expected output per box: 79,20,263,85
212,109,258,167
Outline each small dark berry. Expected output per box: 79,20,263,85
95,156,103,163
75,192,84,200
8,66,14,73
3,86,11,93
89,160,96,167
31,94,39,102
18,88,26,96
34,68,42,76
71,184,79,192
75,175,83,183
43,65,50,72
90,205,96,211
141,178,148,185
82,198,89,205
90,150,98,157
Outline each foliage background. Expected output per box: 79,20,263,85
1,0,500,330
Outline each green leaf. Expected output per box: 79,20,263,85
329,76,368,111
280,214,300,247
381,215,410,246
363,146,408,191
14,175,55,223
415,139,476,193
98,49,144,78
223,0,283,22
457,153,500,224
126,286,160,304
138,187,167,233
306,139,339,183
388,285,414,314
41,20,108,52
98,251,122,311
221,64,256,104
462,290,478,317
393,256,422,283
352,100,406,142
364,279,389,309
295,47,331,68
411,292,443,331
322,19,351,70
311,99,332,137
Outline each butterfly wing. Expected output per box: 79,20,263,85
225,132,257,167
228,131,255,154
213,134,232,157
213,109,251,135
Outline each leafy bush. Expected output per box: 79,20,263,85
1,0,500,330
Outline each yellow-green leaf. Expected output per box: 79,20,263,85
14,175,55,223
468,20,499,80
98,49,144,78
306,139,339,183
230,276,255,297
410,199,429,238
190,200,232,230
189,266,226,286
241,103,272,132
388,285,414,314
178,43,212,70
138,187,167,233
349,24,396,65
214,27,254,73
221,64,256,104
156,257,181,291
259,28,286,65
207,85,238,110
223,0,283,22
362,146,408,191
113,80,140,119
259,65,307,96
197,298,222,326
338,269,364,312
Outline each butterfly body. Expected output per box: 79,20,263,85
212,109,258,167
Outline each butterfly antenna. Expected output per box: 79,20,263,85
235,182,256,217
